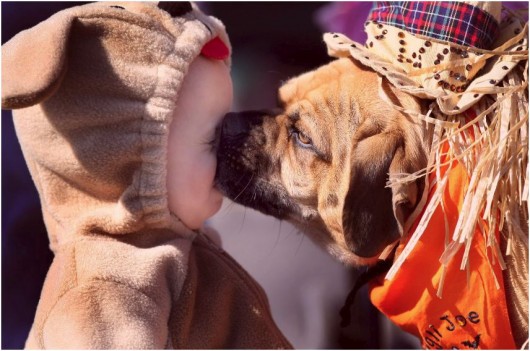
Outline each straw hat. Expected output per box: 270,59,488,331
324,2,527,113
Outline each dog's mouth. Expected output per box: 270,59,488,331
214,111,303,220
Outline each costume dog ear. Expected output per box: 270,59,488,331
342,83,427,258
2,10,74,109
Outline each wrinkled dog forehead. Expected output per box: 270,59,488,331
278,59,381,117
278,62,347,105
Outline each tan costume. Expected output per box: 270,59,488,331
2,2,291,349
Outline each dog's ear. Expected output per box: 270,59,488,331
2,10,74,109
341,81,427,258
380,78,428,234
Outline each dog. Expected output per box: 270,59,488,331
214,56,528,347
216,57,428,266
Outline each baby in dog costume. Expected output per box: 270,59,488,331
2,2,291,349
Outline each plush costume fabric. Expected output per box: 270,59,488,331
325,1,528,348
1,2,291,349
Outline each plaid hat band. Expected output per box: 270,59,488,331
368,1,500,49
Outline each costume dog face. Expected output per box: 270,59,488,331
216,58,429,265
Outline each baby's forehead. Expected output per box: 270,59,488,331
168,57,232,145
187,56,232,86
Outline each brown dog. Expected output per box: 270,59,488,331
215,57,528,346
216,57,428,266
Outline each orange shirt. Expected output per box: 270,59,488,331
370,147,516,349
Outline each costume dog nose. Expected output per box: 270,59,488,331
220,110,269,138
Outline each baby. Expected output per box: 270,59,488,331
2,2,291,349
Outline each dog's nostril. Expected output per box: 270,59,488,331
221,110,269,138
221,112,254,138
221,112,247,137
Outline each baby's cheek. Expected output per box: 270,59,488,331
166,57,231,228
205,185,224,218
190,150,217,192
177,149,222,227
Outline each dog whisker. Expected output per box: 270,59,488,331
273,220,282,250
237,206,247,235
286,223,299,240
219,199,237,215
232,172,255,203
295,232,305,257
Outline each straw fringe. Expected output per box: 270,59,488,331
382,24,528,287
325,7,528,293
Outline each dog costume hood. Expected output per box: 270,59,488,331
2,2,291,348
325,2,528,348
2,1,232,241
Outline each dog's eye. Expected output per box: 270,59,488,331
289,128,313,147
296,132,312,145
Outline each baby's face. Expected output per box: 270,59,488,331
167,56,233,229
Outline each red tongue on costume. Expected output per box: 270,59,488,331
201,37,229,60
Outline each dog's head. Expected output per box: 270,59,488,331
216,58,428,266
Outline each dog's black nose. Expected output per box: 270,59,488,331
221,110,272,138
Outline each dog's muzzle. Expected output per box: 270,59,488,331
218,110,276,140
219,111,252,138
213,111,253,151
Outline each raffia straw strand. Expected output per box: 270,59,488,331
383,26,528,279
